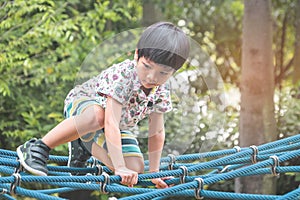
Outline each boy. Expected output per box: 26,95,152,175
17,21,190,188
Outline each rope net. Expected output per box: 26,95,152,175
1,134,300,200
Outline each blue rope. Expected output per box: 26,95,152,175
0,183,66,200
1,134,300,199
276,186,300,200
153,189,280,200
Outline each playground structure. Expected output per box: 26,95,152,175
1,134,300,200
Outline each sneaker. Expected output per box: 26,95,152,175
17,138,50,176
67,138,91,174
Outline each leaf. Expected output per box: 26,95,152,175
0,78,11,96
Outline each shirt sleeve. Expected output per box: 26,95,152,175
95,61,132,107
153,83,173,113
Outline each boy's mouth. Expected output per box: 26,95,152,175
143,81,159,88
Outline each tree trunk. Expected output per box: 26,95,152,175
142,0,155,26
292,0,300,84
142,0,163,26
236,0,277,194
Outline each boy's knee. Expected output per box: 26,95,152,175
82,105,104,129
132,164,144,174
79,105,104,130
93,105,105,127
125,157,144,173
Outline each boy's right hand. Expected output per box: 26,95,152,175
114,166,138,187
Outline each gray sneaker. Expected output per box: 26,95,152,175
68,139,91,175
17,138,50,176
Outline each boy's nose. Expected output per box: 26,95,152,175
147,73,158,84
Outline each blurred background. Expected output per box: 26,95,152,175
1,0,300,199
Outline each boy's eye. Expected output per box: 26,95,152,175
144,63,151,69
160,71,169,75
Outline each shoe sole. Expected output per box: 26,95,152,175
16,145,47,176
67,141,72,168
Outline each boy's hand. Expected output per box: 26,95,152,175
151,176,174,189
114,166,138,187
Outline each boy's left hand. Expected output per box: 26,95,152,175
151,176,174,189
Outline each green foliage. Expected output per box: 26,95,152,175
0,0,141,150
276,82,300,137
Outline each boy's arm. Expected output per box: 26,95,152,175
148,112,165,172
148,112,169,188
105,97,138,186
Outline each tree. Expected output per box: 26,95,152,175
292,0,300,84
0,0,141,149
141,0,163,26
236,0,277,194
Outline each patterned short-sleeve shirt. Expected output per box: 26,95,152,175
64,59,172,129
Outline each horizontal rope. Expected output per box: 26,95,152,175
1,134,300,199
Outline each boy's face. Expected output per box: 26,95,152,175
136,56,175,89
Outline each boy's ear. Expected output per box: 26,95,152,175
134,49,138,61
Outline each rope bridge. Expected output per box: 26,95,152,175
1,134,300,200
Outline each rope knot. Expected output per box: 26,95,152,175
100,172,110,194
270,155,280,176
167,154,176,170
250,145,258,164
10,173,21,196
179,166,188,184
194,177,204,199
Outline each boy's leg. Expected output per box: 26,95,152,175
67,129,102,175
119,130,144,173
43,104,104,148
92,130,144,173
17,104,105,176
124,156,144,174
91,142,144,173
16,116,83,176
65,100,104,172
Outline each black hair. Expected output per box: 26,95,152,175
137,22,190,70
